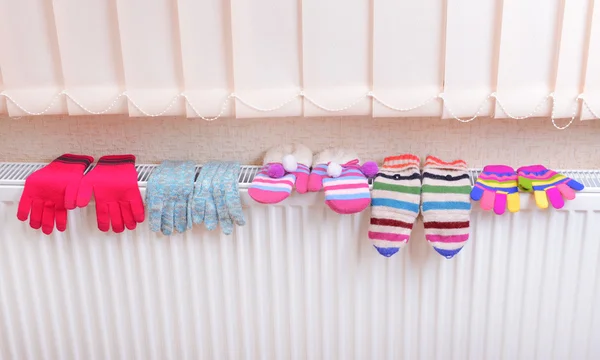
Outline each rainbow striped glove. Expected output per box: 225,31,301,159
517,165,584,209
470,165,520,215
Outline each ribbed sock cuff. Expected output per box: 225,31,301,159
381,154,420,171
424,155,467,170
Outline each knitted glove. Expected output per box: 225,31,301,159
146,161,196,235
517,165,584,209
17,154,93,234
470,165,520,215
192,162,220,230
212,162,245,235
77,155,145,233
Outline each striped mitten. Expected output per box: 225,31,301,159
421,156,472,259
249,144,312,204
323,159,371,214
368,154,421,257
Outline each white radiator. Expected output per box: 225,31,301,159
0,163,600,360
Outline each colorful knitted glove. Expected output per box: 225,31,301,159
470,165,520,215
369,154,421,257
517,165,584,209
212,162,245,235
421,156,472,259
77,155,145,233
146,161,196,235
17,154,93,234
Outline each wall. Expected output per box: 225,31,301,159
1,115,599,169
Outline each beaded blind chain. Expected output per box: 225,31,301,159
0,90,597,130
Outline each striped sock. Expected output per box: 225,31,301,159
249,164,295,204
323,159,371,214
308,163,328,192
421,156,472,259
368,154,421,257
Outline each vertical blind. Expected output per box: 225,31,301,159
0,0,598,126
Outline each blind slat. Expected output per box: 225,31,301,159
230,0,301,118
177,0,233,118
115,0,184,116
442,0,498,119
553,0,591,119
53,0,126,115
302,0,370,116
495,0,561,118
373,0,443,117
0,0,66,116
582,1,600,120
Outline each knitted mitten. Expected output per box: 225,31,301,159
249,144,312,204
368,154,421,257
323,159,377,214
471,165,520,215
517,165,584,209
421,156,472,259
308,148,358,193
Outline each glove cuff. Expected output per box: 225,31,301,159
483,165,515,174
97,154,136,166
517,165,547,174
53,154,94,167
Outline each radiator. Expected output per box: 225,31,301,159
0,163,599,360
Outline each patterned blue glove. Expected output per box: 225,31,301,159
146,161,196,235
192,162,220,230
212,162,245,235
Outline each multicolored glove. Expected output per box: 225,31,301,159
470,165,520,215
17,154,93,234
192,162,220,230
517,165,584,209
77,155,145,233
211,162,245,235
146,161,196,235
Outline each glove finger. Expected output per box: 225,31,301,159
42,201,56,235
507,192,520,213
17,195,32,222
96,202,110,232
546,187,565,209
534,190,549,209
161,202,175,236
148,199,163,233
204,192,218,231
480,190,495,211
470,185,484,201
76,175,94,208
30,199,45,229
109,202,125,233
493,193,507,215
557,183,576,200
192,197,205,225
566,178,584,191
55,207,68,232
64,178,81,210
130,194,145,223
220,213,234,235
174,201,190,234
120,201,136,230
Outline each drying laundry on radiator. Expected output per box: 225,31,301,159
369,154,472,259
471,164,584,214
248,144,378,215
17,154,145,234
146,160,245,236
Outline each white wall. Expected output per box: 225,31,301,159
1,115,599,168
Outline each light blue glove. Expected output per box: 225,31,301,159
146,161,196,235
212,162,245,235
192,162,221,230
